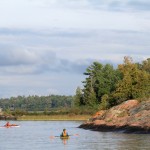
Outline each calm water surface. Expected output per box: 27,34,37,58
0,121,150,150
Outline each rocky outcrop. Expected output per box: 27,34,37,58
79,100,150,134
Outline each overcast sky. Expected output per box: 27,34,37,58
0,0,150,98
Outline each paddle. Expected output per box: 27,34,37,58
50,134,79,139
69,134,79,136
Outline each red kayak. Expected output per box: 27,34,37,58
0,124,20,128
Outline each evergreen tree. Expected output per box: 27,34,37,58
82,62,120,107
74,87,83,106
82,62,103,106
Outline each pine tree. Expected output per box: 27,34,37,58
74,87,83,106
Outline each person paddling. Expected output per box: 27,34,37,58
5,121,10,127
60,129,69,137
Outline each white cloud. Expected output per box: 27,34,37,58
0,0,146,31
0,0,149,97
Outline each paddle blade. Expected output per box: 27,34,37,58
50,136,55,139
50,135,60,139
74,134,79,136
69,134,79,136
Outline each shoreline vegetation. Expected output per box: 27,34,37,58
17,114,91,121
0,107,95,121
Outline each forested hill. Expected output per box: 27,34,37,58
0,95,73,111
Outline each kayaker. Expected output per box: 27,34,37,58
5,121,10,127
61,129,69,137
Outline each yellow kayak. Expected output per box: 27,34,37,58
60,136,70,139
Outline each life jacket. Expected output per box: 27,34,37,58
6,122,10,126
62,131,68,137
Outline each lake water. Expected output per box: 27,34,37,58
0,121,150,150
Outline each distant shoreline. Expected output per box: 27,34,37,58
16,114,91,121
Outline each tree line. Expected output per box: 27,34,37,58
0,95,73,112
74,56,150,109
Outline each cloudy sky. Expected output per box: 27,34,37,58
0,0,150,98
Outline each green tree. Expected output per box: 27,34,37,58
113,56,150,104
82,62,120,107
94,64,120,101
82,62,102,106
99,94,109,110
141,58,150,73
74,87,83,106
